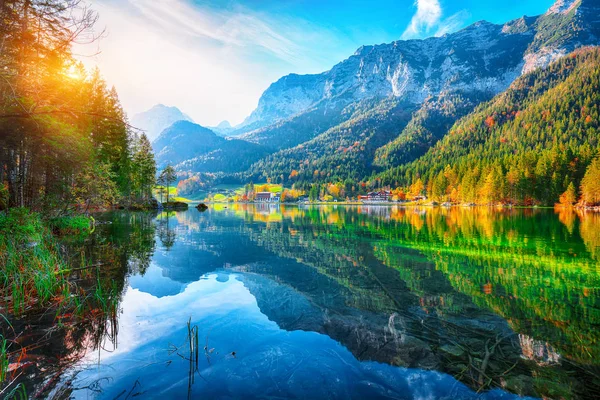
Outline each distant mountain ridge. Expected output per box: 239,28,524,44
131,104,194,142
209,120,237,137
152,120,270,174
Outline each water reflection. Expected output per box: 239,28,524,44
67,274,524,400
1,211,158,397
45,206,600,399
157,211,177,250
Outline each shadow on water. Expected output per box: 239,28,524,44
5,205,600,399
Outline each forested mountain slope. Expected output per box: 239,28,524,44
379,48,600,205
248,99,418,182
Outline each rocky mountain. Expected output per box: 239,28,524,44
235,0,599,183
152,121,270,174
131,104,194,142
243,0,597,134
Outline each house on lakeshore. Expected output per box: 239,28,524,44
359,191,392,203
255,192,281,203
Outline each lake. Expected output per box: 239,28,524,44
44,205,599,399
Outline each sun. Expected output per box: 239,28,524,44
64,64,85,80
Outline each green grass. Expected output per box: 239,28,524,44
266,185,282,193
213,193,228,202
0,207,44,242
209,183,283,202
0,208,68,313
2,383,27,399
233,183,282,194
0,209,116,316
48,215,91,237
153,186,192,203
0,208,120,397
0,334,8,383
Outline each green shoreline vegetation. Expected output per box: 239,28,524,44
0,207,158,396
0,1,157,396
0,209,122,396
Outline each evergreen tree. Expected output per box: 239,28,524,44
131,134,156,200
309,184,319,202
0,1,133,212
159,165,177,204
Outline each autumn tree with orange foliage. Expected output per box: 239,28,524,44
559,182,577,207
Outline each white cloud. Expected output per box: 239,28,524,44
401,0,468,40
74,0,468,127
125,0,301,63
402,0,442,39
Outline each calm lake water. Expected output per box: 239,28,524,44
49,205,599,399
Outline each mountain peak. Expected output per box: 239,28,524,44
547,0,581,14
238,0,599,152
217,120,232,129
131,104,194,142
168,120,203,130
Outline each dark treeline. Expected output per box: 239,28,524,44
0,0,155,213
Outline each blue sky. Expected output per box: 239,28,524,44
81,0,556,126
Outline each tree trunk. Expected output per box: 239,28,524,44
18,141,25,207
0,147,5,185
7,148,17,207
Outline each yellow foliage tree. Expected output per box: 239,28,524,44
409,179,424,199
559,182,577,207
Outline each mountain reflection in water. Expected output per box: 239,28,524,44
49,205,599,399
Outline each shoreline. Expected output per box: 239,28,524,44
140,200,599,212
199,201,563,210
